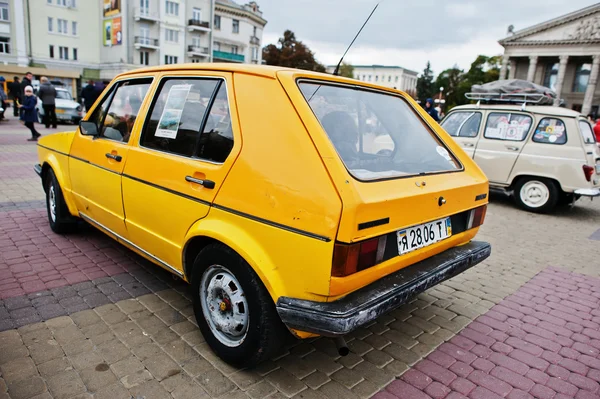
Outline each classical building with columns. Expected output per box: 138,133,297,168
497,3,600,116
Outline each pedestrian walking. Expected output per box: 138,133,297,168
20,72,33,97
594,117,600,143
424,98,440,122
8,77,21,117
81,80,99,112
38,76,58,128
0,77,7,121
19,85,41,141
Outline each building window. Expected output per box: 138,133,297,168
231,45,238,55
73,48,77,60
48,17,53,32
70,0,76,7
56,0,66,5
375,75,379,82
59,46,68,60
72,21,77,36
573,63,591,93
543,63,559,91
251,47,258,61
57,18,67,34
214,15,221,30
253,26,257,36
49,45,54,58
214,42,220,51
140,51,149,65
165,29,179,43
192,7,201,21
0,2,7,22
0,37,9,54
232,19,239,33
388,76,391,82
165,55,178,64
47,0,52,3
191,36,201,47
395,76,399,83
140,0,148,12
165,1,179,16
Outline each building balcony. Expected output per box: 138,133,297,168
187,19,210,32
213,50,244,63
134,8,160,22
187,45,210,57
134,36,159,50
250,36,260,45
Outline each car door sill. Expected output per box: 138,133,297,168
79,212,184,278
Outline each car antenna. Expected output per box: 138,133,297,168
332,2,381,76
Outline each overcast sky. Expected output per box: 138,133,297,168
257,0,598,75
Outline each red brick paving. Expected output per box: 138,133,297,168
375,267,600,399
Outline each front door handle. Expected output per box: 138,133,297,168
463,142,475,147
186,175,215,189
505,146,520,151
105,153,122,162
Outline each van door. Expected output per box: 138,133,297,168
473,111,533,184
578,119,600,186
440,111,482,158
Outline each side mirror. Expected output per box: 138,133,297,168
79,120,98,136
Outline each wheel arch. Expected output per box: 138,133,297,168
509,174,564,193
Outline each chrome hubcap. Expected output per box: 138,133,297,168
200,265,249,347
520,181,549,208
49,186,57,222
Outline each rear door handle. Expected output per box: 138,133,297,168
506,146,520,151
185,175,215,189
105,153,122,162
463,143,475,147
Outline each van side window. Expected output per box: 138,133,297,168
579,120,596,144
140,78,220,157
441,112,481,137
533,118,567,145
484,112,532,141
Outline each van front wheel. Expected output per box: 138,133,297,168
514,177,558,213
191,243,287,368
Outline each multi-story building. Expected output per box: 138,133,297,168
326,64,419,95
0,0,28,66
212,0,265,64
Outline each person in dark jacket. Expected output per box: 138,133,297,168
38,77,58,128
20,72,33,97
0,76,7,121
19,85,41,141
81,80,99,112
424,98,440,122
7,77,21,117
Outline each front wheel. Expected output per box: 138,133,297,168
191,244,287,368
514,177,559,213
45,169,77,233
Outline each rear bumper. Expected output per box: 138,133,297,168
574,188,600,198
276,240,491,337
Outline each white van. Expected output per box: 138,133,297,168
441,104,600,213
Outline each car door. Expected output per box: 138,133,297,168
441,111,482,158
69,77,154,238
473,111,533,184
122,72,241,272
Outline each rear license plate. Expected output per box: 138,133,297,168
56,109,65,114
397,218,452,255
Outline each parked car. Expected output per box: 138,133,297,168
34,64,491,367
441,104,600,213
36,87,83,124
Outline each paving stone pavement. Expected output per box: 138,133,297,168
1,115,599,399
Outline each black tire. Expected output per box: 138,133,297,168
45,169,77,234
513,177,559,213
191,243,287,368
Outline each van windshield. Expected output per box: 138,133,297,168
299,82,460,180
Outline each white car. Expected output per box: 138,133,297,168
36,87,83,124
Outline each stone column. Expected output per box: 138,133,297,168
508,59,517,79
582,55,600,115
500,56,509,80
527,56,538,82
554,55,569,106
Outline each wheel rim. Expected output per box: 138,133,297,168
520,180,549,208
200,265,249,347
48,185,57,222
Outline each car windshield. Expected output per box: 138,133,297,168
299,82,460,180
56,90,72,100
579,120,596,144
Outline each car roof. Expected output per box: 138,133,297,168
449,104,582,118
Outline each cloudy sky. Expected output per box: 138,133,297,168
257,0,598,75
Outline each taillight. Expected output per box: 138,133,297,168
583,165,594,182
467,205,487,230
332,236,387,277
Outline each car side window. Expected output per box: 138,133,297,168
441,112,481,137
197,82,234,163
99,79,152,143
88,86,116,131
533,118,567,145
141,78,220,157
484,112,532,141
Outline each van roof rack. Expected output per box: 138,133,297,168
464,92,552,105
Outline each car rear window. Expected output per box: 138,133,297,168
298,82,460,180
579,120,596,144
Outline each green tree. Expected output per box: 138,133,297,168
416,61,435,103
262,30,326,72
338,62,354,78
434,65,463,109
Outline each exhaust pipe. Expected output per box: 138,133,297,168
334,337,349,356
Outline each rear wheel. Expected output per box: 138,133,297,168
191,243,287,367
45,169,77,233
514,177,558,213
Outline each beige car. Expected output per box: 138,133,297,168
441,104,600,213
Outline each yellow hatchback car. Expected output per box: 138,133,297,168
35,64,491,367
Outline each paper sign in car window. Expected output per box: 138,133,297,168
155,85,191,139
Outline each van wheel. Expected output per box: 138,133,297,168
45,169,77,234
514,177,558,213
191,243,287,368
